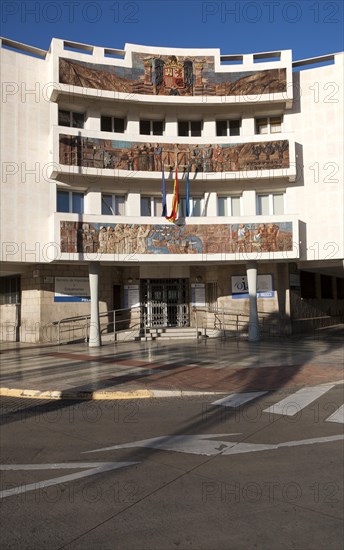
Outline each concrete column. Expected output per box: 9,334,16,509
246,261,260,341
89,262,101,347
165,115,178,137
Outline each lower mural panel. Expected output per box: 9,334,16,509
60,221,294,255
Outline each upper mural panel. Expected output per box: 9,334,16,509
59,54,287,96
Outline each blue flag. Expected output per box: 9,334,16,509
185,170,190,217
161,169,167,216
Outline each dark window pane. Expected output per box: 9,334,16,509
321,275,333,299
58,110,70,127
140,197,151,216
192,198,201,216
229,119,240,136
216,120,227,137
113,117,125,133
72,112,84,128
72,192,84,214
102,195,113,215
336,278,344,299
101,116,112,132
217,197,226,216
57,190,69,212
152,120,164,135
140,120,151,135
190,121,202,136
0,276,20,305
179,197,186,217
300,271,316,299
178,121,189,136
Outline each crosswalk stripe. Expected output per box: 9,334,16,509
0,356,73,371
263,384,336,416
212,391,267,408
326,405,344,424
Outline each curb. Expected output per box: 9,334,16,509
1,381,342,401
0,387,226,401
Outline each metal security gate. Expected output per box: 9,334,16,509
140,279,189,328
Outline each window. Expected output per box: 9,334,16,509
0,276,20,305
100,116,126,133
178,120,202,137
57,190,84,214
58,110,84,128
256,193,284,215
321,275,333,299
102,194,126,215
256,116,282,135
216,119,241,137
140,197,162,216
139,120,164,136
336,278,344,299
217,196,241,216
179,197,202,217
300,271,316,299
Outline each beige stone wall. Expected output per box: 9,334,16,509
0,304,19,341
1,264,124,343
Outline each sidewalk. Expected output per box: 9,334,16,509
0,327,343,400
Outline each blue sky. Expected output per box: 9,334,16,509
1,0,343,60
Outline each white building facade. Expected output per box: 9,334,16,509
1,37,343,343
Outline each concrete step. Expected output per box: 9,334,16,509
140,327,198,341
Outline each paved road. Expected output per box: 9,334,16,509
1,385,343,550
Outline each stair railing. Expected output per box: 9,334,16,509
53,306,141,344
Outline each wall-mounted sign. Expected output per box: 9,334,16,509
124,285,140,309
191,283,206,307
232,274,274,299
54,277,90,303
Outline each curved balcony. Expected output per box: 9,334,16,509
47,40,293,107
49,127,297,182
51,212,300,263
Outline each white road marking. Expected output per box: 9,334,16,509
326,405,344,424
0,461,138,499
263,384,336,416
84,434,241,457
212,392,267,408
84,433,344,457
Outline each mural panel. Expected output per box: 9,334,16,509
59,136,289,172
59,55,286,96
60,221,293,255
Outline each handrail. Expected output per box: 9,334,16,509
193,306,275,338
54,306,142,344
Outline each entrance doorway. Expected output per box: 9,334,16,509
140,279,189,328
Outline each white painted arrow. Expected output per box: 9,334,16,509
84,434,241,457
84,433,344,457
326,405,344,424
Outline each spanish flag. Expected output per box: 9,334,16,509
165,167,179,223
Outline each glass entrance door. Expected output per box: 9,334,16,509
140,279,189,328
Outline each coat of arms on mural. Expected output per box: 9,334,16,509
154,56,193,95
